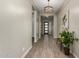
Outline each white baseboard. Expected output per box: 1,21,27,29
69,48,78,58
21,46,32,58
73,53,78,58
70,51,78,58
34,40,37,43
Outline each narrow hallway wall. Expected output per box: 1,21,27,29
0,0,32,57
57,0,79,57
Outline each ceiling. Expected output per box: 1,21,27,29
32,0,65,13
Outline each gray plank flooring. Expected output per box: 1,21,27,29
25,35,71,58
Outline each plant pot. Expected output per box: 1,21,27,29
64,47,70,55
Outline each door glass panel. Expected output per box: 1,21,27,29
45,28,48,30
45,25,48,27
44,22,49,34
45,30,48,33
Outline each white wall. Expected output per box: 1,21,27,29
57,0,79,57
33,10,39,43
32,12,34,37
49,22,52,35
53,15,57,38
36,12,40,41
0,0,32,57
33,11,37,42
38,15,41,39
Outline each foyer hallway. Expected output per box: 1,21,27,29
0,0,79,58
26,35,68,58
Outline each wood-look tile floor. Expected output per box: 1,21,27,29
25,35,68,58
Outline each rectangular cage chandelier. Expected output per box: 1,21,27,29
44,0,54,13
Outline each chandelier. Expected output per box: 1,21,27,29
44,0,53,13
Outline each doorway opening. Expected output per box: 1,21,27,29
41,16,54,37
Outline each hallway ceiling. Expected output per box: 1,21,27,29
32,0,65,13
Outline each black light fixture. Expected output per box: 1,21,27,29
48,0,50,2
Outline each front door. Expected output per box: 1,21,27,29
44,22,49,34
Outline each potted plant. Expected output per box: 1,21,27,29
59,29,74,55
